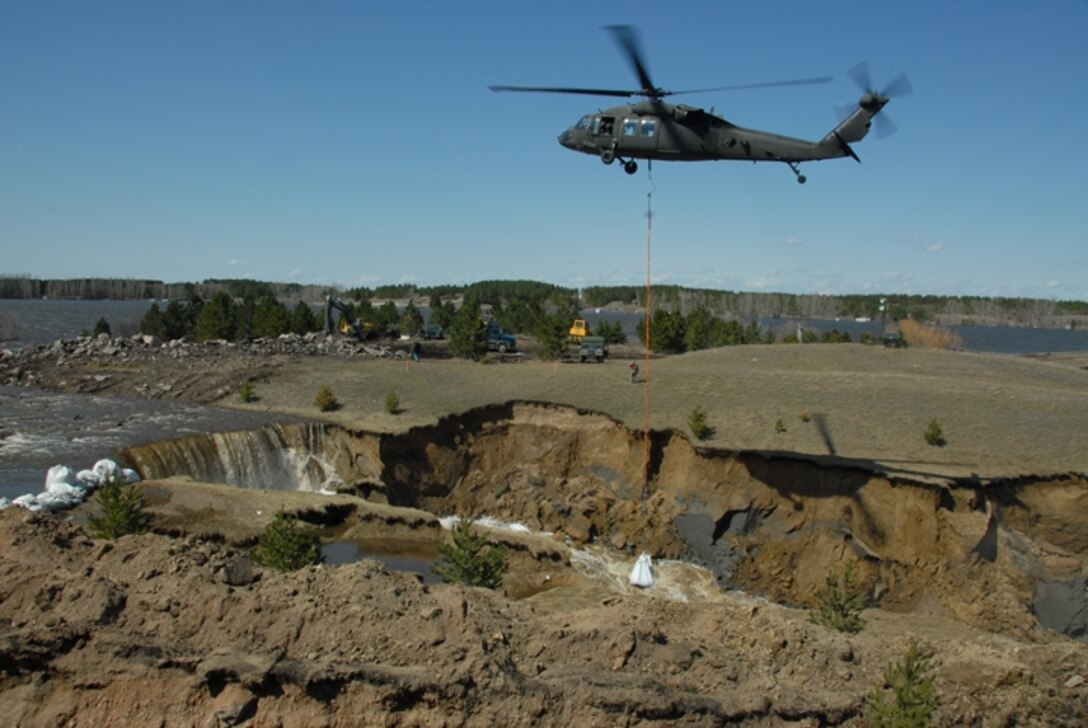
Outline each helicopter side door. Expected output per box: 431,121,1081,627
591,115,616,143
616,116,659,157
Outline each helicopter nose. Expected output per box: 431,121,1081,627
558,129,573,148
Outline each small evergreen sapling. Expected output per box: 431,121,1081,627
811,562,867,634
923,419,946,447
433,519,508,589
88,477,152,539
253,511,325,572
314,384,338,412
688,405,711,440
868,640,937,727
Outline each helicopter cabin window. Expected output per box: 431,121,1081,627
623,119,638,137
594,116,614,136
640,119,656,137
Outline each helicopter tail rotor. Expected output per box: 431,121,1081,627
844,62,913,139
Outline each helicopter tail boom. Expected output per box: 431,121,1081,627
812,93,889,163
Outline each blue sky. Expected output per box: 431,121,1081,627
2,1,1086,300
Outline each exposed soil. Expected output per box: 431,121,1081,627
2,337,1088,725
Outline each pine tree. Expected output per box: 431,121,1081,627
868,641,937,727
252,294,291,338
290,300,319,334
253,511,325,571
448,297,488,360
433,520,508,589
811,562,867,634
88,478,153,539
401,300,424,336
534,313,570,360
194,291,237,342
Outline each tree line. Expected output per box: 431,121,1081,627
138,292,323,342
0,276,328,304
582,285,1087,328
5,276,1083,329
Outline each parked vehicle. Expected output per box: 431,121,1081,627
417,324,444,340
324,296,372,341
569,319,591,342
486,322,517,353
578,335,608,362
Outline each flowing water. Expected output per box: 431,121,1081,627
125,422,344,493
0,386,306,501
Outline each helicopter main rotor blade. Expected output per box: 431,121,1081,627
604,25,660,97
669,76,833,96
489,84,638,98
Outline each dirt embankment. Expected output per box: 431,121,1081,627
125,401,1088,640
3,337,1088,724
2,502,1088,727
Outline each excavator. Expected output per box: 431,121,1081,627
324,296,372,341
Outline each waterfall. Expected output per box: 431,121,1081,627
125,422,343,492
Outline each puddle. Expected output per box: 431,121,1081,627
321,538,442,585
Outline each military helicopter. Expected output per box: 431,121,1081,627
490,26,911,184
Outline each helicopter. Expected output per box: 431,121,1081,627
490,26,911,184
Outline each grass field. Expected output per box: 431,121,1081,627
239,343,1088,480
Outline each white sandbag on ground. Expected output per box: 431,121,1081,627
1,459,139,513
629,551,654,588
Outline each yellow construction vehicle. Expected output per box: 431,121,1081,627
569,319,591,342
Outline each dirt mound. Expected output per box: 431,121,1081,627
1,505,1086,726
125,402,1088,640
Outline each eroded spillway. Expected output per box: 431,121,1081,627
124,401,1088,639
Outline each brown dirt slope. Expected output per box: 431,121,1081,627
1,504,1087,727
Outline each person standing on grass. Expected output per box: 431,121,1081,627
628,359,639,383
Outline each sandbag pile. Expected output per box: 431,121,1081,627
0,459,139,512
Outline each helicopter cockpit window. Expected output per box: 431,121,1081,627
575,116,591,130
622,119,638,136
640,119,656,137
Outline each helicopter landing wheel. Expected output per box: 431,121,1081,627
623,160,638,175
787,161,806,184
600,149,615,165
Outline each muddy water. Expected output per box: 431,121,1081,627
0,385,306,501
322,538,442,585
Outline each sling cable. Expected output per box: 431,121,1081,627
641,160,654,500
